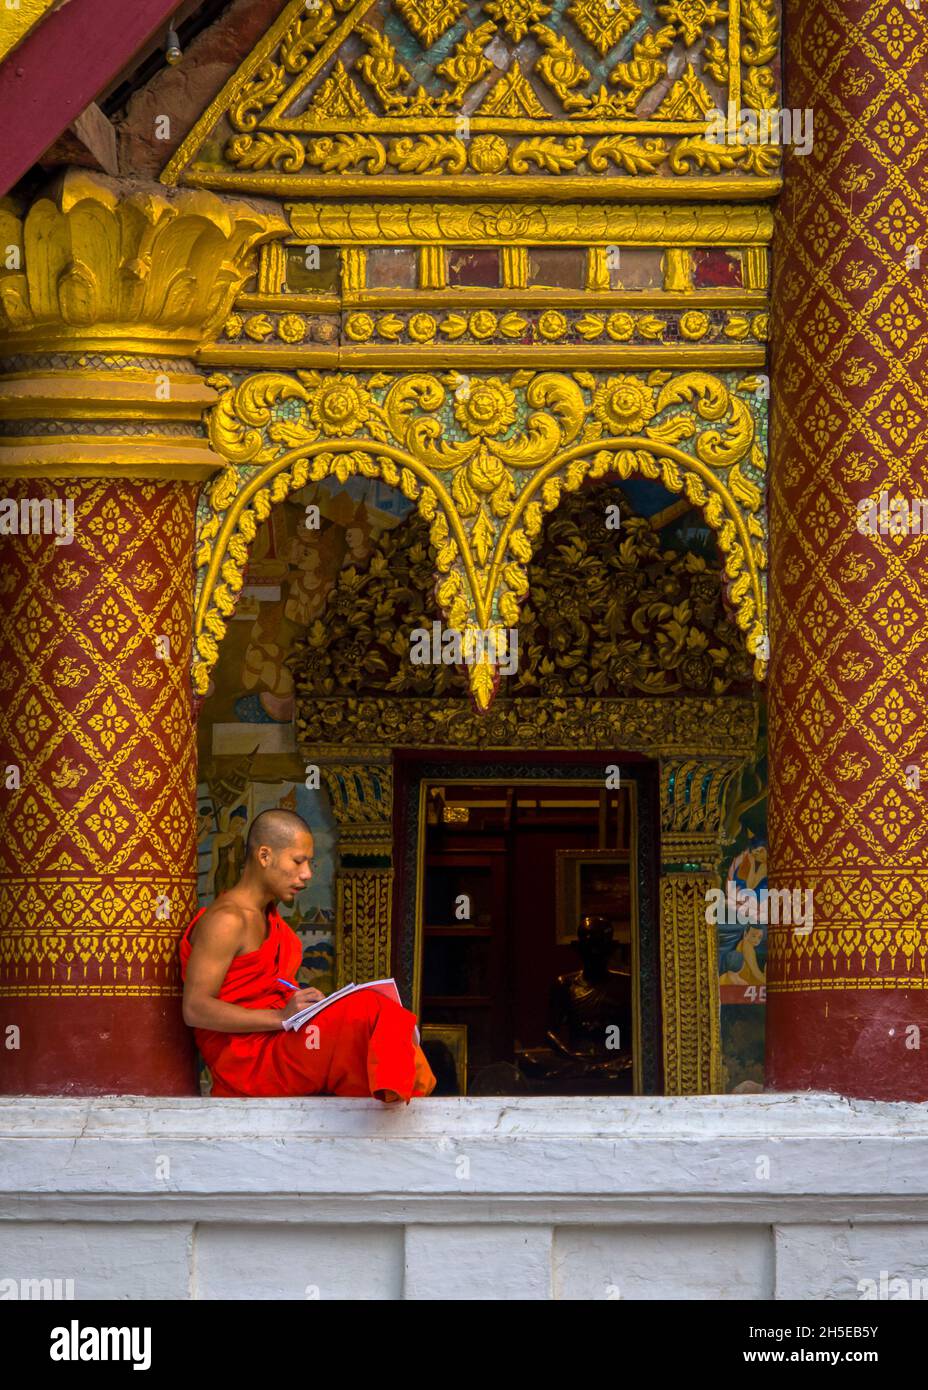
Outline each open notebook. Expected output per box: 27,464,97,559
282,978,419,1041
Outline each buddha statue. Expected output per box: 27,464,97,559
517,914,634,1087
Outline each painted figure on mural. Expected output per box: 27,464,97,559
719,924,766,989
284,530,328,628
283,494,344,627
344,501,372,567
718,843,769,989
242,602,294,722
211,806,248,897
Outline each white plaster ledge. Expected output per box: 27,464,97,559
6,1095,928,1298
0,1092,926,1222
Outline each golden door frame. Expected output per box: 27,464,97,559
408,770,647,1093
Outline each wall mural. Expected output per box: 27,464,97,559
717,704,767,1091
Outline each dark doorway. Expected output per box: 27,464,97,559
393,754,662,1095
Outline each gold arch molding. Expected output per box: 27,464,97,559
196,368,768,705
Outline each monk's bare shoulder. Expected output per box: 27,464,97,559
188,900,248,953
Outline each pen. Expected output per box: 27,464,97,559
277,978,299,990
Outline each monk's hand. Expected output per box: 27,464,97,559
282,987,325,1022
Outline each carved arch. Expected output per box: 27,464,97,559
195,369,768,704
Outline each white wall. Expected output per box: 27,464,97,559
2,1094,928,1300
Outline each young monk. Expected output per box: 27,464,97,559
181,808,436,1103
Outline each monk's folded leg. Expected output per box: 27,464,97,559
268,991,434,1101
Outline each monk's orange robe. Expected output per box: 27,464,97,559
180,907,436,1101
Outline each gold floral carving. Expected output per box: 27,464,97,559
658,66,716,120
485,0,552,41
533,26,593,108
664,0,781,177
0,169,280,482
603,26,676,115
284,200,773,245
297,694,757,755
319,761,393,858
198,369,767,708
568,0,641,56
335,869,393,989
394,0,468,44
329,306,770,350
290,481,755,704
515,498,759,703
741,0,779,110
658,1,727,47
320,758,394,982
661,755,744,869
660,874,723,1092
289,486,759,756
161,0,783,195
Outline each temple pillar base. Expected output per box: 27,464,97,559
767,990,928,1103
1,999,195,1096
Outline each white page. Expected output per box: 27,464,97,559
281,978,401,1032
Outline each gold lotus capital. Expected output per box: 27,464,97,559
0,169,288,357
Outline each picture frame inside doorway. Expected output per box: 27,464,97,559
555,848,633,950
421,1023,468,1095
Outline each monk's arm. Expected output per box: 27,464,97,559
182,911,284,1033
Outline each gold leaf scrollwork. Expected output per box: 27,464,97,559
287,479,755,709
163,0,783,192
197,370,768,705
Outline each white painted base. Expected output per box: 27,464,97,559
2,1093,928,1300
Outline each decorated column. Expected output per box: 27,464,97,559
0,171,284,1093
659,757,746,1095
767,2,928,1098
317,755,395,990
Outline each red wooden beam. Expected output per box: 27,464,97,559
0,0,183,195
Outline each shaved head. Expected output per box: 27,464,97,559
245,809,313,860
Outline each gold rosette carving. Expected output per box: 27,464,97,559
197,369,768,707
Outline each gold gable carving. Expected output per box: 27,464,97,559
306,62,373,120
476,61,549,117
162,0,782,197
196,367,768,707
287,480,756,705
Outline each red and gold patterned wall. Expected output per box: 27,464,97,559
0,479,199,1092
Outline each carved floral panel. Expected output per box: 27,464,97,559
164,0,782,194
